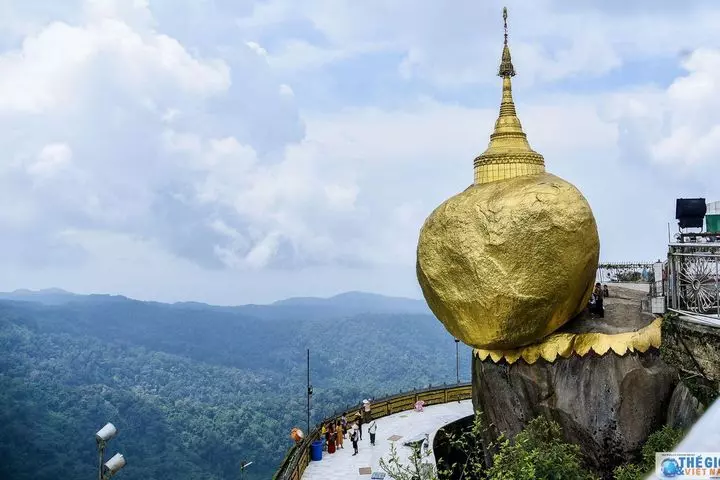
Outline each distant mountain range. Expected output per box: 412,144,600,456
0,283,463,480
0,288,431,315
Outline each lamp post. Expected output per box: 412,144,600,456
240,460,253,480
95,423,126,479
455,338,460,383
307,349,312,434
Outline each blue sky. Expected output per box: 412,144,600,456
0,0,718,304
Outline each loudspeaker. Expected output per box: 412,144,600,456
676,198,706,229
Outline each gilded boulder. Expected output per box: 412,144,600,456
416,172,599,350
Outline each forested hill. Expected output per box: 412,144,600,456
0,290,471,480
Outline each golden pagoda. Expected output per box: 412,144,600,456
416,8,601,351
473,7,545,185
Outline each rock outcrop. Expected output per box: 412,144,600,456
472,287,687,475
666,383,704,430
473,349,676,471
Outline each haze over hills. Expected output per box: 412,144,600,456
0,288,430,314
272,291,430,313
0,287,467,480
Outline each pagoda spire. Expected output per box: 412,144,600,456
472,7,545,185
498,7,515,77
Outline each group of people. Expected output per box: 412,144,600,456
588,282,609,317
321,399,377,457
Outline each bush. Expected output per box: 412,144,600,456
383,415,598,480
612,425,685,480
613,464,646,480
485,417,597,480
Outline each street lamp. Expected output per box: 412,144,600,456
307,348,312,434
96,423,126,479
240,460,253,480
454,338,460,384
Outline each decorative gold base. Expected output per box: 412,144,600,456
473,318,662,365
473,161,544,184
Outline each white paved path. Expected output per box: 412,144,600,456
302,400,473,480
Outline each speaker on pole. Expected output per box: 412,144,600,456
676,198,706,229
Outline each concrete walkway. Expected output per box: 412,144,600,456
302,400,473,480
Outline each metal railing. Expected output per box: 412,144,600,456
667,243,720,320
272,382,472,480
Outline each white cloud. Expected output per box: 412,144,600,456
0,18,229,114
238,0,720,87
245,40,267,57
604,48,720,178
0,0,304,275
28,143,73,178
1,0,720,303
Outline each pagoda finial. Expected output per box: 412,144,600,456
503,7,508,44
498,7,515,77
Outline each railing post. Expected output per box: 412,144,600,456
715,254,719,319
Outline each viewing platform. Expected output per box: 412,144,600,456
302,400,472,479
274,384,472,480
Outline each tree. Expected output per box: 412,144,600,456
380,442,438,480
485,417,597,480
436,411,488,479
612,425,685,480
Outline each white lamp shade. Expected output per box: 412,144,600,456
103,453,126,475
96,423,118,442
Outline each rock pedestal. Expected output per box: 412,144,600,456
472,288,690,475
473,349,676,471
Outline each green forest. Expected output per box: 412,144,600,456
0,291,471,479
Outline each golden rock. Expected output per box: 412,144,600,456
417,174,599,349
416,8,600,350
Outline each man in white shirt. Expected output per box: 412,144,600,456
368,419,377,446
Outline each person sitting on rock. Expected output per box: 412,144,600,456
589,282,604,317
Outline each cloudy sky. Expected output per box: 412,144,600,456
0,0,718,304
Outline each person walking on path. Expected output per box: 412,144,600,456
363,399,372,422
336,421,344,449
368,419,377,446
356,410,364,441
327,423,336,454
350,424,360,456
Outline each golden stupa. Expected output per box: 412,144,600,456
417,8,600,351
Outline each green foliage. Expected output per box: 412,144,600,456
641,425,685,467
436,411,488,479
385,415,596,480
485,417,597,480
660,312,719,406
612,425,685,480
612,463,646,480
0,297,472,480
380,442,438,480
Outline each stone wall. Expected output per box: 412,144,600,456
661,316,720,406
